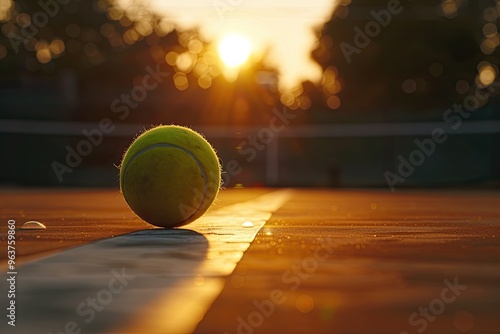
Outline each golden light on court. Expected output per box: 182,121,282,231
453,311,475,332
217,34,252,69
193,274,205,287
478,63,496,87
230,275,244,288
295,294,314,313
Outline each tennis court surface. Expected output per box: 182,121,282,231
1,188,499,334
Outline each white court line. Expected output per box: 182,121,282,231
121,189,292,334
0,190,291,334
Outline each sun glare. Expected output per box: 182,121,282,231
218,34,252,69
113,0,338,90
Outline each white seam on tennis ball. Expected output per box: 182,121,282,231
123,143,208,223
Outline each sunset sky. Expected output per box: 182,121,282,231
115,0,338,91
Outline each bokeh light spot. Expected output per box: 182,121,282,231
453,311,474,332
100,23,115,38
107,6,123,21
442,0,458,19
36,49,52,64
230,275,244,288
402,79,417,94
429,63,444,77
482,23,497,38
198,75,212,89
173,72,189,90
0,0,13,22
327,95,341,110
50,39,65,56
193,61,209,77
298,96,312,110
176,51,196,73
165,51,178,66
155,19,174,36
455,80,470,94
188,39,204,54
295,294,314,313
478,64,496,86
123,29,139,45
280,92,295,107
483,7,498,22
16,13,31,28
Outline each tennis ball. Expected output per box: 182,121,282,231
120,125,221,228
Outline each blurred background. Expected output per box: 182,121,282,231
0,0,499,188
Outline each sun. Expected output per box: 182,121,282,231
217,34,252,69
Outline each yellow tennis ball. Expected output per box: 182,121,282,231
120,125,221,228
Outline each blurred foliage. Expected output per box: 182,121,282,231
310,0,500,121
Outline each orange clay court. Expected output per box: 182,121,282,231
1,188,499,334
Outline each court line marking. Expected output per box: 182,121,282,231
0,189,291,334
120,189,292,334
